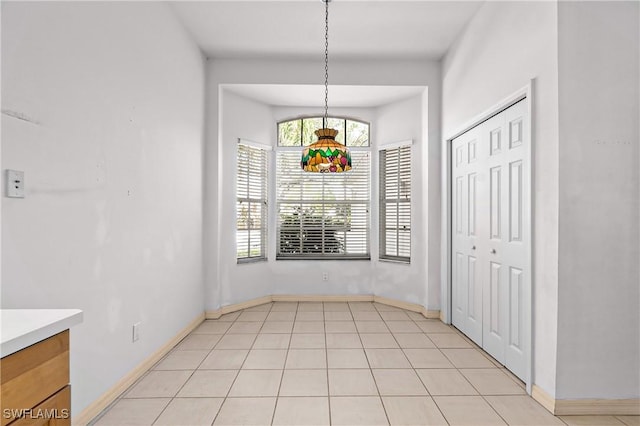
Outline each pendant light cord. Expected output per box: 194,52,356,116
324,0,329,127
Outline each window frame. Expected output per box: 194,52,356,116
277,116,370,147
236,139,270,264
275,116,372,260
379,141,412,264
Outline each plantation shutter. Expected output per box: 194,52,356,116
237,141,268,262
380,144,411,262
276,150,370,259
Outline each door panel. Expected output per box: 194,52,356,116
484,260,505,362
490,166,502,240
509,117,523,149
468,139,477,163
456,144,464,166
490,262,501,336
468,256,479,321
509,161,523,242
455,251,466,316
468,173,477,236
455,176,464,235
509,267,524,351
490,127,502,155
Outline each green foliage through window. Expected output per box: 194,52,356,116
278,117,369,147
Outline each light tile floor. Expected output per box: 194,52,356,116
91,302,639,426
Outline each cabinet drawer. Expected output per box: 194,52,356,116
5,386,70,426
1,331,69,426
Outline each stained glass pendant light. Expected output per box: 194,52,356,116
301,0,351,173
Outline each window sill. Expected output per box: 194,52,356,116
378,257,411,265
276,256,371,261
237,257,268,265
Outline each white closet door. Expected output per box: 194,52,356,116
481,111,509,365
451,125,483,346
451,99,528,381
501,100,528,380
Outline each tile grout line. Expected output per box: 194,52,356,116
130,313,237,425
366,303,393,426
118,310,241,425
323,303,332,426
432,315,528,424
436,323,561,424
149,339,212,424
398,308,528,424
406,310,508,425
209,307,255,426
428,315,518,425
388,311,452,425
263,301,281,426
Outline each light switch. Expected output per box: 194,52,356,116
6,170,25,198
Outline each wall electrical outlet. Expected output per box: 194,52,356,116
132,322,141,342
322,272,329,282
6,170,24,198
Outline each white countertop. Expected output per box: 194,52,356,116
0,309,83,357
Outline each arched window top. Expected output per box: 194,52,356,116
277,116,370,147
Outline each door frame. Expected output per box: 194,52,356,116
440,81,534,393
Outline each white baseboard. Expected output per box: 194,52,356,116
372,295,440,319
532,385,556,413
373,295,422,312
73,313,205,426
422,309,442,319
555,398,640,416
205,294,440,320
206,295,272,319
532,385,640,415
273,294,373,303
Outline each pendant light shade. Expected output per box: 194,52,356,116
301,0,351,173
301,128,352,173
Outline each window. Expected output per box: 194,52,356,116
278,117,369,147
236,140,268,262
276,117,370,259
380,144,411,262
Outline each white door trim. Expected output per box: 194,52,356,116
441,81,534,394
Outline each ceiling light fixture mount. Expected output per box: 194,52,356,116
301,0,351,173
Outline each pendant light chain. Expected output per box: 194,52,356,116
324,0,329,127
301,0,351,173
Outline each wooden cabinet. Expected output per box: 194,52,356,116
1,331,71,426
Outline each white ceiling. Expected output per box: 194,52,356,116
170,1,483,60
223,84,426,107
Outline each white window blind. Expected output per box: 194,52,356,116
237,142,268,262
276,150,370,259
380,145,411,262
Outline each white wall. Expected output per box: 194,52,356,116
442,1,560,396
556,1,640,400
217,90,274,306
1,2,205,415
374,94,431,308
206,59,441,312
